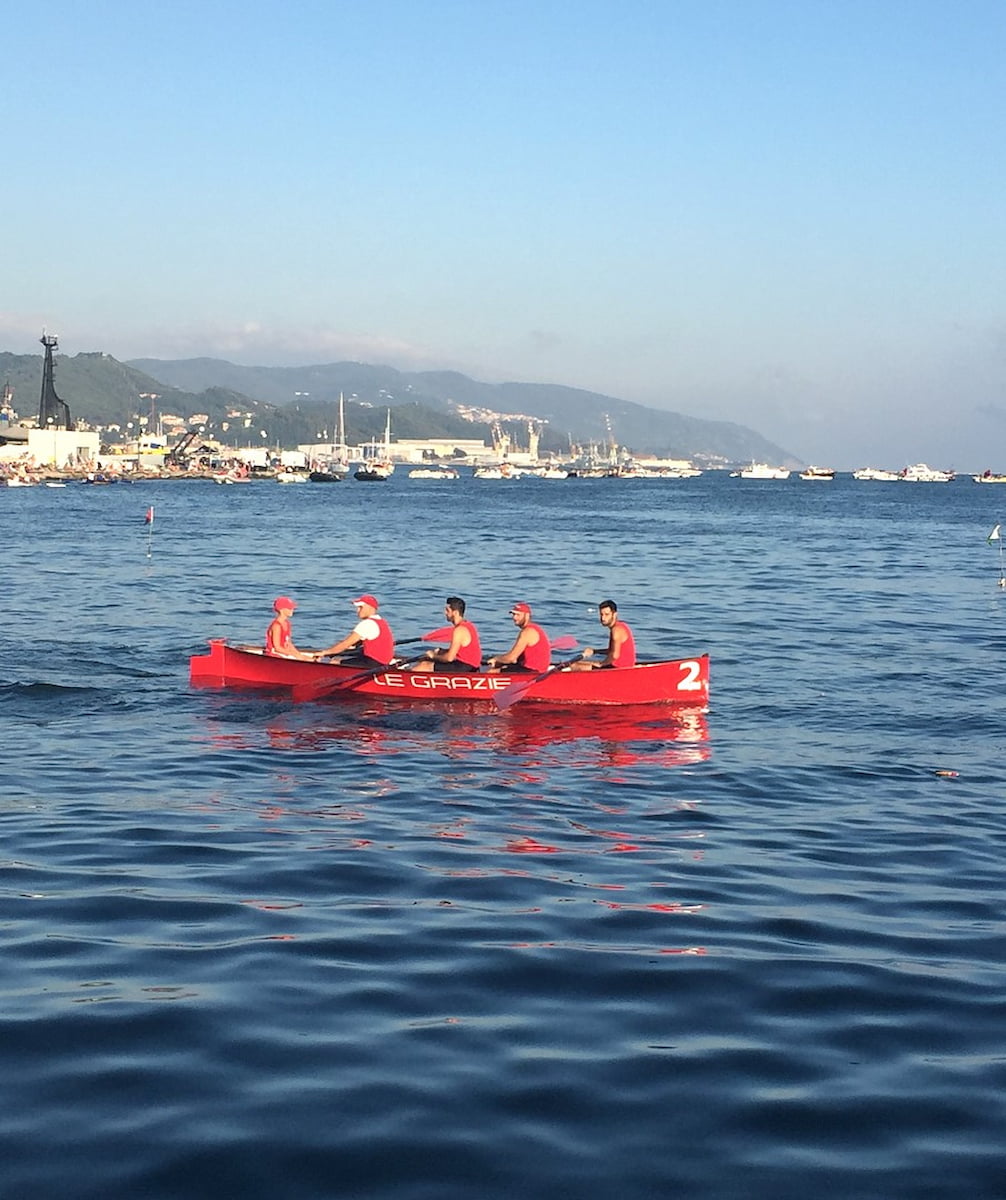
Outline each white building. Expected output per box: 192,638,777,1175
27,427,100,468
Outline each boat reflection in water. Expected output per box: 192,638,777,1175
200,695,710,773
493,702,709,770
195,698,711,957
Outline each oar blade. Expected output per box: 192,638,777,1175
493,674,539,711
396,626,455,646
421,625,455,643
492,652,587,711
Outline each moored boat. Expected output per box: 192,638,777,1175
731,462,791,479
473,461,522,480
799,466,835,480
973,470,1006,484
355,408,395,480
354,460,394,481
212,466,251,484
189,639,709,708
899,463,954,482
852,467,899,481
310,395,350,481
408,465,460,479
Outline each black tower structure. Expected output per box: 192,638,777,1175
37,333,73,429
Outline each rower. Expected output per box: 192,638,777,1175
412,596,481,672
572,599,636,670
314,594,395,665
265,596,315,661
486,601,551,673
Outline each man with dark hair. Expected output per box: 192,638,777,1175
575,599,636,669
413,596,482,673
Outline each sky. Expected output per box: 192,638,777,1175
3,0,1005,469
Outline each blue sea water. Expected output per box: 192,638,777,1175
2,473,1004,1199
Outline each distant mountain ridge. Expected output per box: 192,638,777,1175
0,351,499,448
0,346,797,462
129,357,797,463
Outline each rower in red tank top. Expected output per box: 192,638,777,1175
486,601,551,673
314,594,395,665
264,596,315,661
573,598,636,670
413,596,481,673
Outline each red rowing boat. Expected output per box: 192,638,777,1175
189,639,709,708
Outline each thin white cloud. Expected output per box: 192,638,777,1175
0,315,453,373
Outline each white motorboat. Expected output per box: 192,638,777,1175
408,465,460,480
899,463,954,482
852,467,900,481
732,463,791,480
473,462,521,480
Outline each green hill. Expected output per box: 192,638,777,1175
0,352,490,450
2,348,798,462
130,357,797,463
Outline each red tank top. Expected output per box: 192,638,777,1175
456,620,482,669
517,622,550,672
264,615,293,656
612,620,636,668
362,615,395,664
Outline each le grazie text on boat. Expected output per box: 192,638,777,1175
189,639,710,709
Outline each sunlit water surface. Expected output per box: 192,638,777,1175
2,474,1004,1198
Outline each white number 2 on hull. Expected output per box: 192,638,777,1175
677,660,704,691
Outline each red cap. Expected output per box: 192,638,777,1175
509,601,532,615
352,594,378,609
273,596,297,612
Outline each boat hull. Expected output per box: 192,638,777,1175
189,640,709,707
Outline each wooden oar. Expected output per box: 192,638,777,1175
292,652,428,703
493,652,588,711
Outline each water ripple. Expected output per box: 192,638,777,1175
2,476,1005,1198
